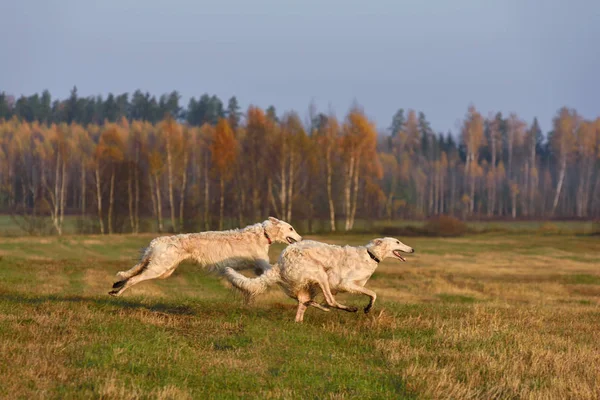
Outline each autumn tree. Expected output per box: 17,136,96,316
315,114,340,231
575,120,597,217
210,118,238,230
38,123,71,235
270,111,306,222
159,115,182,232
243,106,269,222
341,107,381,231
199,123,215,230
461,106,485,215
95,122,126,234
550,107,578,216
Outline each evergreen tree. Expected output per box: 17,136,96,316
226,96,242,130
389,108,405,136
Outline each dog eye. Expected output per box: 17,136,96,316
396,241,400,244
289,227,293,231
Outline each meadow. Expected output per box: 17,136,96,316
1,226,599,399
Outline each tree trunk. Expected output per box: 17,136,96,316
219,177,224,230
307,173,314,233
286,151,294,222
579,159,594,217
59,159,66,232
592,174,600,218
237,175,245,228
349,156,360,231
279,146,287,219
204,157,210,231
134,148,140,233
511,185,517,219
50,152,61,235
490,133,496,216
268,177,280,217
529,144,536,217
128,163,135,233
344,153,355,231
450,167,456,216
108,165,115,234
148,173,158,232
154,173,163,233
95,164,104,234
469,166,476,215
433,165,439,215
551,157,567,216
428,164,434,216
8,163,14,208
166,141,177,232
81,160,86,217
179,149,189,232
440,170,445,214
507,136,513,181
326,149,336,231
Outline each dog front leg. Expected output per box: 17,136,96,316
315,272,357,313
339,283,377,314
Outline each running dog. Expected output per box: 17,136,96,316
109,217,302,296
224,237,414,322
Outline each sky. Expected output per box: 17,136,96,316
1,0,599,134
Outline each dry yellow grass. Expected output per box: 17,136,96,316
0,232,598,399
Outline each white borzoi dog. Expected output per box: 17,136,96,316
224,237,414,322
108,217,302,297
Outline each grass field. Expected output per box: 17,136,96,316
1,214,598,237
1,231,600,399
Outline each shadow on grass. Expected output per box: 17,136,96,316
0,292,198,316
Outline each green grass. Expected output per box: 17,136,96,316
1,232,599,398
1,214,597,237
563,274,600,285
436,293,478,304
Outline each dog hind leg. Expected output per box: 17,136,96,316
116,254,151,280
307,301,330,312
109,247,185,296
109,264,171,297
295,291,311,322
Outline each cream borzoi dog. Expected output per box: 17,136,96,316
224,237,414,322
109,217,302,297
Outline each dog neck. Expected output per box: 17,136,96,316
367,249,380,263
263,230,272,245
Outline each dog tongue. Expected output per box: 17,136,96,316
393,250,407,261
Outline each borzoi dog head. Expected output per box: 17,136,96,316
366,237,414,262
263,217,302,245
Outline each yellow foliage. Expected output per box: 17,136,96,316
210,118,238,181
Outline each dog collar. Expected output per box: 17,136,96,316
264,230,272,245
367,250,380,263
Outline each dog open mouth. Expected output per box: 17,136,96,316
286,237,297,244
393,250,407,261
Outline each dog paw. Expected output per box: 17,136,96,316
347,306,358,313
364,306,372,314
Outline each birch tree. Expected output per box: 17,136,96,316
461,106,485,215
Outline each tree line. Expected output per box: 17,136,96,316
0,88,598,235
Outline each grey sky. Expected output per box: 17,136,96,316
1,0,598,134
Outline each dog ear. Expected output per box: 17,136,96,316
373,239,383,246
268,216,280,224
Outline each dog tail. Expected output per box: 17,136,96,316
223,264,281,299
115,250,151,281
